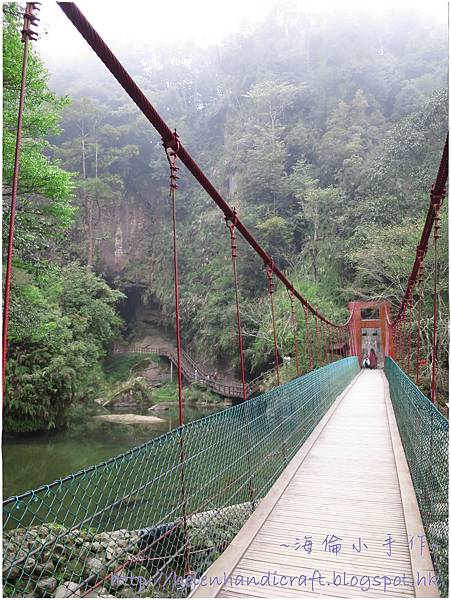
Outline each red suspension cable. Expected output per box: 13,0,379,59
266,262,280,386
322,320,328,364
431,202,442,404
391,136,448,326
56,1,351,329
227,210,247,400
164,133,191,575
164,133,184,424
304,306,313,371
332,326,337,362
315,317,321,367
399,314,405,369
288,290,300,376
415,258,424,386
407,297,413,376
327,324,333,364
2,3,40,398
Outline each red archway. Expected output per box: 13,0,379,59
348,300,393,367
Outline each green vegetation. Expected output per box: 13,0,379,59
108,376,153,409
150,381,178,404
104,353,157,385
4,265,124,432
2,4,74,260
2,6,125,432
48,6,447,393
3,4,448,432
147,381,223,405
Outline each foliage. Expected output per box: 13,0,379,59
2,4,75,261
104,353,157,385
4,265,124,433
48,6,447,393
109,376,153,407
3,9,128,432
5,4,448,424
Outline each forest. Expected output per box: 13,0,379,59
2,3,448,433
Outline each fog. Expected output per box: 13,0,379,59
38,0,448,73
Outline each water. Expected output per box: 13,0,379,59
2,402,221,500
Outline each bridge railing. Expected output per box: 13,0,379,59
385,357,448,596
3,357,359,598
113,342,285,398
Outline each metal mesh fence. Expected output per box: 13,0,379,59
385,357,449,597
3,357,358,598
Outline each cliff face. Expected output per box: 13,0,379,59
95,196,151,282
81,186,174,341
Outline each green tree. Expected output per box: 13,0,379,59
4,265,124,433
2,4,74,262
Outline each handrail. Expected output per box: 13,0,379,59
112,343,284,398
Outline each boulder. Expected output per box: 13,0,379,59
23,557,36,574
35,560,55,576
90,542,103,554
93,414,164,425
3,562,20,581
35,576,58,595
54,581,81,598
148,403,171,412
84,557,108,585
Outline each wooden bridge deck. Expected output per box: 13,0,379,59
190,370,439,598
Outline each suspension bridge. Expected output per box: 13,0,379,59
2,3,449,599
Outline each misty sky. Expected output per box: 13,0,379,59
37,0,448,72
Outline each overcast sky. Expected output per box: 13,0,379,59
37,0,448,72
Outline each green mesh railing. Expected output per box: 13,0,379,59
385,357,449,597
3,357,358,598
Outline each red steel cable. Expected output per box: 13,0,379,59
402,308,409,370
394,323,399,364
327,324,333,364
164,135,190,575
332,326,337,362
415,293,422,385
315,317,321,367
322,320,328,364
389,136,448,327
57,2,352,329
415,260,424,386
407,297,413,376
288,290,300,376
431,204,442,404
56,2,450,384
399,314,405,369
227,211,247,400
266,263,280,386
164,136,184,425
304,307,313,371
2,3,39,398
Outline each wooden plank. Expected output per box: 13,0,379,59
189,370,438,599
189,372,363,598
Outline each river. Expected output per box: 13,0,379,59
2,402,221,500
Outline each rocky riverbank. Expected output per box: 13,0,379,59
3,503,253,598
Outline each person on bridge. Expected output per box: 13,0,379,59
369,348,378,369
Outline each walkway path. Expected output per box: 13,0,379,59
113,342,280,398
190,370,438,598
